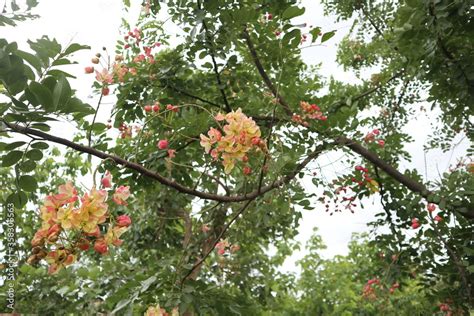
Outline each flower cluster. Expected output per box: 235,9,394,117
28,175,132,274
362,278,382,300
411,203,444,230
215,239,240,256
362,278,399,300
85,52,137,96
144,304,178,316
353,165,379,193
200,108,266,174
292,101,327,127
364,128,385,147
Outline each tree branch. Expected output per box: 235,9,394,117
198,0,232,112
5,121,330,203
242,27,473,220
242,29,293,116
181,199,253,284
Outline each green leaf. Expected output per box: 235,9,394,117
309,27,321,43
26,149,43,161
282,6,305,20
321,31,336,43
2,150,23,167
91,122,106,133
52,75,72,110
63,43,90,56
7,191,28,208
30,123,51,131
16,50,42,73
19,160,36,172
18,175,38,192
4,141,26,150
31,142,49,150
29,81,54,111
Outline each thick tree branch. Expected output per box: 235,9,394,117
242,29,473,220
336,136,474,219
5,121,329,203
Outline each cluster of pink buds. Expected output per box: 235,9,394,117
85,51,136,96
388,282,400,294
427,203,443,222
362,278,381,300
118,123,133,139
292,101,327,127
364,129,385,147
353,165,379,193
124,28,142,47
144,101,160,113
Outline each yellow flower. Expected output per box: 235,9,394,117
201,108,263,174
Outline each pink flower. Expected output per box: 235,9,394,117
167,149,176,158
144,105,152,112
157,139,169,150
113,186,130,205
116,215,132,227
243,166,252,175
95,69,114,84
434,215,443,222
411,218,420,229
101,171,112,188
85,66,94,74
427,203,436,213
94,239,108,254
377,139,385,147
129,67,137,75
133,54,146,63
215,113,225,121
372,129,380,135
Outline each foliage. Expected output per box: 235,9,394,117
0,0,473,314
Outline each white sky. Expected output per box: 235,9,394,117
4,0,469,271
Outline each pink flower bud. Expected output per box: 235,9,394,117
243,166,252,175
427,203,436,213
94,239,108,254
85,66,94,74
157,139,169,150
101,171,112,188
116,214,132,227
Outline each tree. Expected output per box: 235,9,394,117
0,0,472,314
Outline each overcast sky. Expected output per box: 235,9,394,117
4,0,469,271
